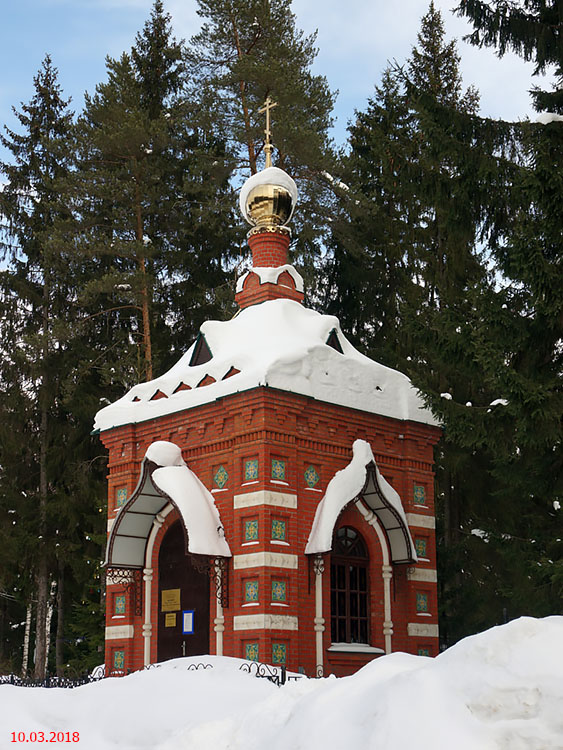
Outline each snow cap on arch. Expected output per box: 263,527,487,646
305,439,416,563
105,440,230,569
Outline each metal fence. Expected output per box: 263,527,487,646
0,660,304,689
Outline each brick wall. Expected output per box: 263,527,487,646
101,386,440,676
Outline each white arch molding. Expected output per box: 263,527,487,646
313,555,325,677
143,506,172,666
355,500,394,654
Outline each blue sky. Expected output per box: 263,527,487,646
0,0,551,162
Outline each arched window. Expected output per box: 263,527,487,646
330,526,369,644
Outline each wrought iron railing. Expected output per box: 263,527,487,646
0,660,307,689
0,665,106,689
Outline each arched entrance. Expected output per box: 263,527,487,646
157,521,210,662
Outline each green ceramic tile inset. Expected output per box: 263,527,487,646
272,642,287,664
271,580,287,602
414,484,426,505
116,487,127,508
416,592,429,613
245,642,259,662
244,459,259,481
244,519,259,542
271,518,287,541
213,465,228,489
304,465,320,488
271,459,286,481
244,580,259,603
415,538,427,558
113,650,125,670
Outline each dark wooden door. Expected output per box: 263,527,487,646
157,521,210,662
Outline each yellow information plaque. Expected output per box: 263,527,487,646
165,612,176,628
161,588,181,612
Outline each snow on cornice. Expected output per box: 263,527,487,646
236,264,304,293
93,298,438,432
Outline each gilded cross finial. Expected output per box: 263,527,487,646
258,97,278,168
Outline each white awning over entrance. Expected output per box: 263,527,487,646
305,439,416,563
105,441,231,569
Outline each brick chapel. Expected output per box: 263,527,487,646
96,108,441,678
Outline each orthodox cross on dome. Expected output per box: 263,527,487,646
258,97,278,168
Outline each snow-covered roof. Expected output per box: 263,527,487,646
94,298,438,432
105,441,231,568
306,440,416,563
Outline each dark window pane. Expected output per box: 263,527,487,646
350,593,358,617
350,619,358,642
350,566,358,589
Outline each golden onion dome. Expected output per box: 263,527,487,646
239,166,298,231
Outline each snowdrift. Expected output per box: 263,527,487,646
1,617,562,750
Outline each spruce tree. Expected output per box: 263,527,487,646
456,0,563,112
328,3,549,643
0,55,108,677
320,67,415,364
66,0,235,387
396,3,562,640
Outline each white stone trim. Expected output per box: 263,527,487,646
214,563,224,656
105,625,134,640
407,568,437,583
234,490,297,509
233,552,298,570
314,557,325,676
406,513,435,529
407,622,439,638
143,503,173,666
233,614,298,631
327,643,384,654
355,501,393,654
107,518,114,533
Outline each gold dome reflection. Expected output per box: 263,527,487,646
245,184,294,228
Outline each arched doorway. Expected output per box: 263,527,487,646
157,521,210,661
330,526,369,644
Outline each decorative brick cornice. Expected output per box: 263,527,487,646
236,229,305,309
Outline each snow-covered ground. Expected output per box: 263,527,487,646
2,617,562,750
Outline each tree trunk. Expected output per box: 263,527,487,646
134,169,153,381
22,602,32,678
0,597,4,665
56,568,64,677
34,273,50,680
229,7,258,174
44,579,56,672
